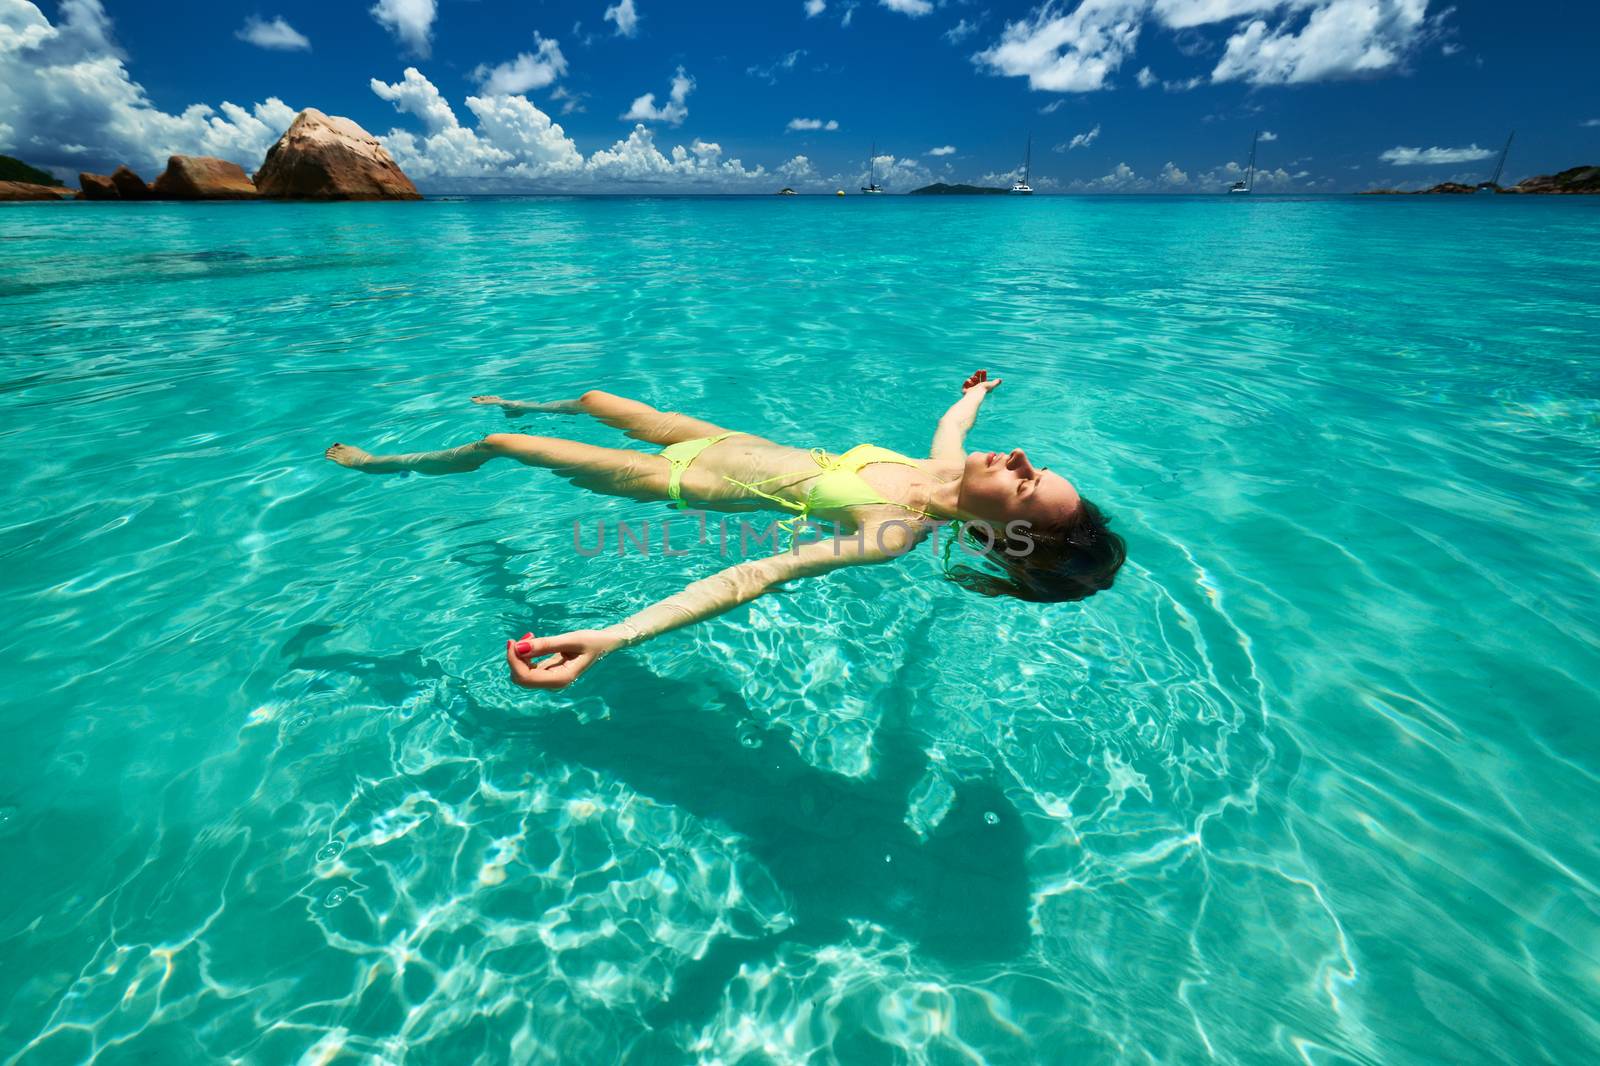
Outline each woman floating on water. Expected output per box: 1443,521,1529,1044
326,371,1125,690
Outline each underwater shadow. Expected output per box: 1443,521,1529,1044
464,659,1032,1025
284,621,1033,1028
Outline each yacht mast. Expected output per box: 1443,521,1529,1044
1488,131,1515,187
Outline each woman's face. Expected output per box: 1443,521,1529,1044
958,449,1082,527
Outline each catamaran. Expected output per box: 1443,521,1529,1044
1228,131,1258,194
861,142,884,194
1010,136,1034,194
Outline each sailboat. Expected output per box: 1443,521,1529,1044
1010,135,1034,194
1478,131,1514,194
861,142,884,194
1228,131,1258,194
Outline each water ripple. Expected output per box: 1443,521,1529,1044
3,197,1598,1064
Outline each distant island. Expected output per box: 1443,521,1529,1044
908,183,1009,195
1363,165,1599,196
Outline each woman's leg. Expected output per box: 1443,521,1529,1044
468,396,584,417
473,389,732,445
326,434,672,499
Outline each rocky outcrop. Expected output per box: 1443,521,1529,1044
1510,165,1600,194
79,172,119,199
151,155,258,200
253,109,421,200
111,165,150,200
36,107,425,204
81,158,253,200
1364,165,1600,196
1362,182,1487,195
0,181,74,201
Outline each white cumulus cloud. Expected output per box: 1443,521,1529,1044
622,66,692,125
1258,129,1278,140
1063,123,1101,150
974,0,1148,93
1202,158,1296,188
471,34,567,96
371,0,437,58
1152,0,1284,29
977,1,1444,94
371,71,588,180
371,65,458,134
786,117,839,131
779,154,817,179
1065,160,1266,193
880,0,933,15
861,152,935,191
1212,0,1434,85
1061,154,1313,193
1066,161,1149,191
1379,143,1495,165
236,15,309,52
927,145,957,156
371,67,774,191
0,0,296,176
587,124,767,186
804,0,826,15
466,94,585,171
604,0,639,37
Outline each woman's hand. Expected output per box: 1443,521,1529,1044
504,629,620,690
962,369,1002,395
932,371,1000,460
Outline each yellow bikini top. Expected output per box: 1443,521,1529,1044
725,444,939,528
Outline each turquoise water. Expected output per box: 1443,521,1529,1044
2,195,1598,1064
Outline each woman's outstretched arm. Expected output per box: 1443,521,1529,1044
504,522,920,690
929,369,1001,462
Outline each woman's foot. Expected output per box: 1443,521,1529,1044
325,443,375,469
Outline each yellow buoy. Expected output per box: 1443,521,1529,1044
835,189,845,196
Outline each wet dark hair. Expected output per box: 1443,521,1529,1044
944,498,1127,603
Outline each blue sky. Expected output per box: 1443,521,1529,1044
2,0,1595,192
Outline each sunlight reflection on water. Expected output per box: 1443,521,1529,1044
2,196,1598,1064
